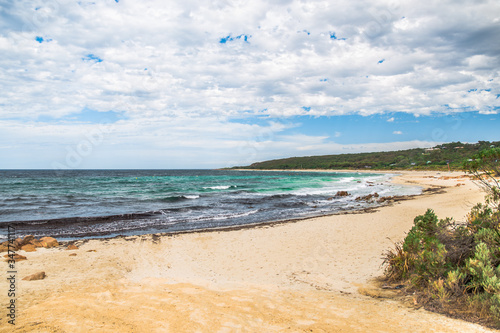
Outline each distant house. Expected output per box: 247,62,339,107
364,165,372,169
411,162,416,166
454,146,464,149
425,148,440,151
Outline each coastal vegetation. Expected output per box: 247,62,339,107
234,141,500,171
383,147,500,328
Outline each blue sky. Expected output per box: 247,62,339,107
276,112,500,144
0,0,499,169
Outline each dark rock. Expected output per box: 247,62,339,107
355,193,379,202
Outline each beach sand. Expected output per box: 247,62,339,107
1,171,497,332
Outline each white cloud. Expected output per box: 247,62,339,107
1,0,499,120
393,130,403,135
0,0,499,167
387,117,395,122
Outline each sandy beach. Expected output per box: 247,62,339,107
1,170,497,332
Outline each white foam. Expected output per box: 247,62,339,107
211,209,259,220
203,185,232,190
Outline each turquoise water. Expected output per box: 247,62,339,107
0,169,421,240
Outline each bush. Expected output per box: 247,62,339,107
383,206,500,327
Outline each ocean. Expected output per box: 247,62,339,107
0,169,421,240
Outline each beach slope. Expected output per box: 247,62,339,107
1,171,496,332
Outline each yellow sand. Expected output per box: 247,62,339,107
1,171,497,332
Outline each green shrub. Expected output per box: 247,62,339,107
466,242,500,294
383,206,500,327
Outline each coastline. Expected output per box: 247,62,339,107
1,170,496,332
1,168,420,242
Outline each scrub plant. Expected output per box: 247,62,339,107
383,148,500,328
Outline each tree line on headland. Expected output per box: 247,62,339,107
233,140,500,171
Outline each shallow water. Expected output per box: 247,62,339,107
0,169,421,240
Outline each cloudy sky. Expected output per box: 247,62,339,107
1,0,499,169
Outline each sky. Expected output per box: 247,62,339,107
0,0,499,169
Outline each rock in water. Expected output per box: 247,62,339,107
23,272,46,281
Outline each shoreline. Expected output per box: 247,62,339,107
3,169,423,242
1,170,495,332
68,192,420,246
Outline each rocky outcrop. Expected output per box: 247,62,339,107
355,193,379,202
13,238,23,249
21,244,37,252
0,243,8,252
21,235,35,246
66,244,79,250
354,193,412,204
31,239,44,247
0,236,61,252
328,191,351,200
40,237,59,248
